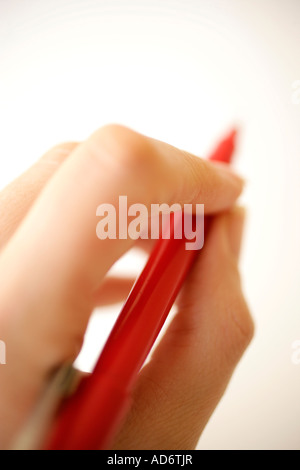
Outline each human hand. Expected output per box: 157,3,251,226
0,125,253,449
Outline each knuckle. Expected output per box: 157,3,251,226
87,124,166,202
41,142,78,164
90,124,155,174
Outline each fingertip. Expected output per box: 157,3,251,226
210,160,245,191
201,160,245,214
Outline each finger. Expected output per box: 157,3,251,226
0,125,244,447
226,206,246,259
113,208,254,450
0,142,78,249
93,276,136,306
0,124,244,359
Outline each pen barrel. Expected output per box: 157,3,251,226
93,212,200,386
44,374,131,450
45,212,199,450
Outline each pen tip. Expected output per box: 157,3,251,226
208,127,239,163
228,128,238,143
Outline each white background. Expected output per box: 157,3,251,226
0,0,300,450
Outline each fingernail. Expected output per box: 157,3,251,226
226,206,246,260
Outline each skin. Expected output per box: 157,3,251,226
0,124,254,449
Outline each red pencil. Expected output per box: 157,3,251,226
44,129,238,450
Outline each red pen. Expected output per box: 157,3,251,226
24,129,238,450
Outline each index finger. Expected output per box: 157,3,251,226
0,124,244,314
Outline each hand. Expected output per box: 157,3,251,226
0,125,253,449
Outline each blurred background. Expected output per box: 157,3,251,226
0,0,299,450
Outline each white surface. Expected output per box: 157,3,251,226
0,0,300,450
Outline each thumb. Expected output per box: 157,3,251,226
113,207,254,450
